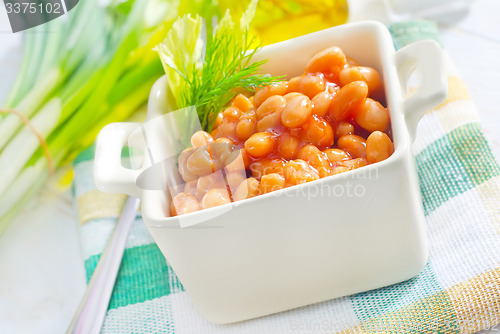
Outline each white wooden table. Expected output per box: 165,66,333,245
0,0,499,333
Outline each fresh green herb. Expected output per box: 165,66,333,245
0,0,179,233
155,0,283,132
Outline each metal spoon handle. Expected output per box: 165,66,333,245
66,196,140,334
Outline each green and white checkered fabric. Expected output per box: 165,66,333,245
73,20,500,334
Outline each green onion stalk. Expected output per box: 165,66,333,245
0,0,179,234
0,0,284,234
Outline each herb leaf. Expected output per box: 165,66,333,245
156,0,283,132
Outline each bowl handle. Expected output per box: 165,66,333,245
394,40,448,141
94,122,142,197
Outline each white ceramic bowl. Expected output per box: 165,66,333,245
94,21,447,324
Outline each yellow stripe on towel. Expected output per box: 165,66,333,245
447,266,500,334
429,76,479,133
439,76,471,107
77,190,127,224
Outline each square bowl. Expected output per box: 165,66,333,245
94,21,447,324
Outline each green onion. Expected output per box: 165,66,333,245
0,0,285,234
0,0,177,234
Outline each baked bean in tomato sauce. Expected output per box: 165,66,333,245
170,46,393,216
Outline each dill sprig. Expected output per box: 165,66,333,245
183,31,281,131
156,1,283,134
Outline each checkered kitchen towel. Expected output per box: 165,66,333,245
73,20,500,333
